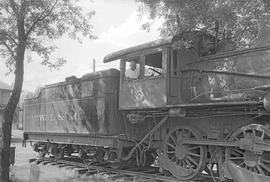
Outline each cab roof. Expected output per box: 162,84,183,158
103,36,173,63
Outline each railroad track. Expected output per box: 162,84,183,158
32,156,232,182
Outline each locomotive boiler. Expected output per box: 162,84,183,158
24,32,270,181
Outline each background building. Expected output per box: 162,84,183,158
0,81,12,133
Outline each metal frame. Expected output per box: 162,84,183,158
24,132,134,148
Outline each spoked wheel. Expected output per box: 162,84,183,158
160,126,207,180
78,149,87,159
94,149,105,162
38,150,47,158
226,124,270,176
51,145,64,160
33,143,47,158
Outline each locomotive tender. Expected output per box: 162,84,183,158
24,33,270,180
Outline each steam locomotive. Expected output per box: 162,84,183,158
23,32,270,180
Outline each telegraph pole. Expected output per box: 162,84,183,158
93,59,96,72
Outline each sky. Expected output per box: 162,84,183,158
0,0,162,92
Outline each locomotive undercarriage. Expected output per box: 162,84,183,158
124,104,270,181
28,103,270,181
157,122,270,181
32,141,156,170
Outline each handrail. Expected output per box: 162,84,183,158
187,44,270,65
182,68,270,79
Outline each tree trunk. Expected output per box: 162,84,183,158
1,52,24,181
1,14,25,179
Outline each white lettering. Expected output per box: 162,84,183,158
39,115,46,121
37,112,80,122
57,114,64,120
69,113,80,121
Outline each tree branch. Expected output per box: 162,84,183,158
8,0,19,17
25,1,58,39
233,22,250,40
7,33,18,46
0,40,15,59
0,31,16,58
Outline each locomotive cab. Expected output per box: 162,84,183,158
104,37,194,110
118,48,167,109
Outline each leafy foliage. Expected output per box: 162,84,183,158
137,0,270,48
0,0,96,71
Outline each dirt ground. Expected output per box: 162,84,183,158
9,130,127,182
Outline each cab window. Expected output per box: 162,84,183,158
144,52,163,77
125,57,140,80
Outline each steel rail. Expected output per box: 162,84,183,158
34,157,222,182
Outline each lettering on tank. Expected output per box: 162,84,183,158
35,112,81,122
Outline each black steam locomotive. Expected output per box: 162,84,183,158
23,32,270,180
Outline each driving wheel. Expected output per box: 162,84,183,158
160,126,207,180
225,124,270,176
51,144,64,160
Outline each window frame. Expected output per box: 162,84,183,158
121,56,142,82
143,51,164,78
171,48,179,77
